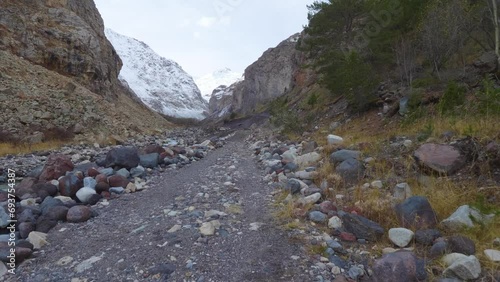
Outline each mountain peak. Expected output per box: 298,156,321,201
105,29,208,120
195,68,243,101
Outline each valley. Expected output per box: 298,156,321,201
0,0,499,281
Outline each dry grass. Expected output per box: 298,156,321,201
0,140,69,157
306,106,500,275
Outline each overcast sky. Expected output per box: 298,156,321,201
94,0,314,77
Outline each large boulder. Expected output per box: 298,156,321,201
371,251,427,282
414,144,466,175
104,147,140,169
38,154,74,182
395,196,437,230
340,212,385,241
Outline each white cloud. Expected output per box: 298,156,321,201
197,16,217,28
193,31,202,39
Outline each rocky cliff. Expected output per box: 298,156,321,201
209,33,313,119
0,0,169,143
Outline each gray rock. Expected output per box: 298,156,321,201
327,135,344,145
441,205,492,231
443,255,481,280
399,96,409,116
40,196,64,215
330,150,361,164
109,187,125,194
448,235,476,255
83,177,97,189
130,166,146,178
139,153,159,168
98,168,114,177
76,187,97,204
415,229,441,246
335,158,364,184
115,168,130,178
309,211,327,223
340,212,384,241
285,179,301,194
393,183,412,201
348,265,365,280
430,239,449,258
0,208,9,229
371,251,427,282
388,228,414,247
395,196,437,230
104,147,140,169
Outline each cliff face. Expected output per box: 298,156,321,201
209,33,313,119
0,0,170,143
0,0,121,98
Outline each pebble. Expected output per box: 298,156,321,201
484,249,500,262
388,228,414,248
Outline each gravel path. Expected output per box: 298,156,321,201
11,131,311,282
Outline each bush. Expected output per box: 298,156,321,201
307,93,319,106
269,97,303,134
476,79,500,116
437,81,466,116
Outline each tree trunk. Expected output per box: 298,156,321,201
492,0,500,66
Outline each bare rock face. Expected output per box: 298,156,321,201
0,0,170,141
209,33,313,119
0,0,120,97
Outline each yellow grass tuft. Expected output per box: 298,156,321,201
0,140,69,157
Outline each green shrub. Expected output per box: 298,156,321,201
307,93,319,106
411,76,440,89
437,81,466,116
476,79,500,116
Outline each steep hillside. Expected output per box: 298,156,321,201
209,33,316,120
105,29,208,120
0,0,170,143
195,68,242,101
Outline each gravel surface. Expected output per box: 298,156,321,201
10,130,311,282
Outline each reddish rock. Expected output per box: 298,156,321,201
87,168,99,177
414,143,466,175
0,247,32,263
108,175,129,188
101,191,111,199
293,208,308,218
371,251,427,282
58,174,83,198
66,206,92,223
141,144,165,155
319,201,338,214
95,182,110,193
39,154,74,182
339,232,357,242
74,171,84,180
15,177,38,199
95,174,108,184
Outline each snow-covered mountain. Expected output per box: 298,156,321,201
105,29,208,120
195,68,243,101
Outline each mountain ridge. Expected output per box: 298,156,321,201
105,28,208,120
